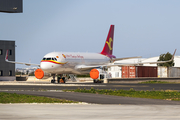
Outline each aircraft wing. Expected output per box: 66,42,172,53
5,50,40,67
111,56,142,61
75,65,101,71
76,49,176,71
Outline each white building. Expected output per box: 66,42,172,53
108,56,180,78
112,56,180,67
141,56,180,67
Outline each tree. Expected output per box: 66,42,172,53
157,52,174,67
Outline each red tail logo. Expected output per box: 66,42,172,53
100,25,114,56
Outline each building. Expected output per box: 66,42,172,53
0,0,23,13
112,56,180,67
0,40,15,81
141,56,180,67
108,56,180,78
0,0,23,80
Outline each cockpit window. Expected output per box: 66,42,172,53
46,58,51,60
42,57,57,61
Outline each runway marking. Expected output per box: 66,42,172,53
0,90,64,92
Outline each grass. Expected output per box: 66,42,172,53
0,92,78,103
65,87,180,101
139,80,178,84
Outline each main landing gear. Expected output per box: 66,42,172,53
93,79,103,83
57,75,66,83
51,74,66,83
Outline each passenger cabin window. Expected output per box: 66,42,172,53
43,58,46,60
52,58,54,60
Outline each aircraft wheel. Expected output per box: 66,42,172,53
57,78,60,83
51,80,55,83
62,77,66,83
93,80,98,83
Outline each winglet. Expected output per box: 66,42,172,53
5,50,9,61
171,49,177,60
167,49,176,62
150,49,177,64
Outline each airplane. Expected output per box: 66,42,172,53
5,25,176,83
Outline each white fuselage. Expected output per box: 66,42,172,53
40,52,110,74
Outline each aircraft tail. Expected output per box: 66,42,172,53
100,25,114,56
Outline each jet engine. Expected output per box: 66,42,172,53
90,68,106,83
34,69,51,79
34,69,44,79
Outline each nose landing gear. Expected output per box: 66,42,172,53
51,74,56,83
93,79,103,83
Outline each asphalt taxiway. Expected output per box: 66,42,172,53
1,81,180,91
1,81,180,104
1,90,180,105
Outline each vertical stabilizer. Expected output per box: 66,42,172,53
100,25,114,56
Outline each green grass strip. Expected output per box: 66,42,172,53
0,92,78,103
65,88,180,101
139,80,178,84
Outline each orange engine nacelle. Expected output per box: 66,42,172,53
34,69,44,79
90,69,100,79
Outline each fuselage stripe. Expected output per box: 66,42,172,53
41,60,67,65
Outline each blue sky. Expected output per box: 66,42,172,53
1,0,180,68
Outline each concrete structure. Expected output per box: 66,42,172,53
1,104,180,120
0,0,23,13
0,40,15,81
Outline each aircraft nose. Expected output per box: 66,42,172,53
40,61,58,73
40,62,50,71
